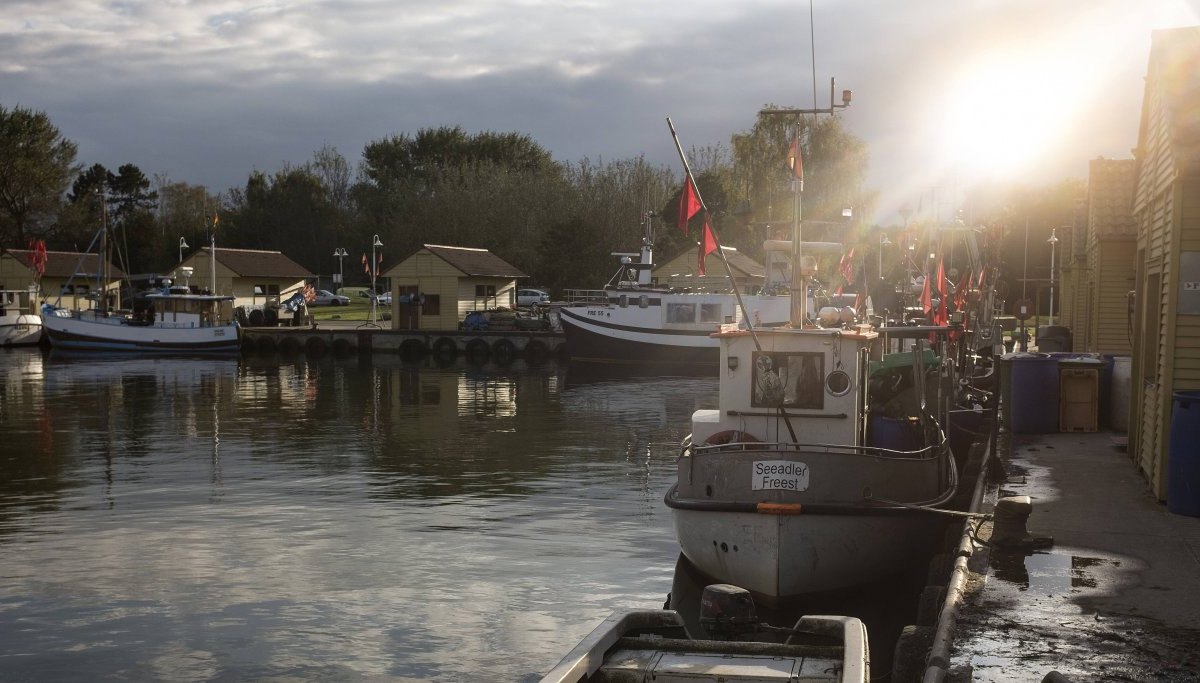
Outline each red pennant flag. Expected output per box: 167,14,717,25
698,217,718,275
787,138,804,182
934,256,948,325
920,272,932,316
677,178,701,234
837,247,856,283
362,253,369,276
953,269,971,310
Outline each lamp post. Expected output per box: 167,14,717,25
878,232,891,279
1047,228,1059,326
370,235,382,324
333,247,348,289
179,237,189,264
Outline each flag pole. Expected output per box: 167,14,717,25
666,117,761,351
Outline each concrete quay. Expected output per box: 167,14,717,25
945,430,1200,682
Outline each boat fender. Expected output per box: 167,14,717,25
704,430,760,446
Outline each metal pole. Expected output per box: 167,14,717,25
1048,228,1058,326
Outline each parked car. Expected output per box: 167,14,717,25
372,292,392,305
517,288,550,307
312,289,350,306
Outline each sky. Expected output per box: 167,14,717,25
3,0,1197,226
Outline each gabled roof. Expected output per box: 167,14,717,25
654,245,764,278
193,247,313,279
417,244,527,278
4,249,127,279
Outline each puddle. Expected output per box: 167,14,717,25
991,550,1120,593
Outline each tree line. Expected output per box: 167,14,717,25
2,101,1081,299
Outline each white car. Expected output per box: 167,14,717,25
517,289,550,307
312,289,350,306
373,292,392,305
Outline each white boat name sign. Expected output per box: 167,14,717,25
752,460,810,491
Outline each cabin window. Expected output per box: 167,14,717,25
751,351,825,410
423,294,441,315
700,303,722,323
619,295,628,308
475,284,496,297
667,303,695,323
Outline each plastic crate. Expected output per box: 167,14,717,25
1060,367,1099,432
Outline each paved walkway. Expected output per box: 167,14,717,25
950,430,1200,682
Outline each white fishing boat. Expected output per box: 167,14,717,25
40,216,240,354
541,585,869,683
0,288,43,347
559,219,812,370
665,318,958,598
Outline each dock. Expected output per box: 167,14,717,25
241,321,565,361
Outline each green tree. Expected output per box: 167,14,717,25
0,105,78,248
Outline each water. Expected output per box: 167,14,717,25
0,349,716,681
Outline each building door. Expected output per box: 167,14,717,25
396,285,420,330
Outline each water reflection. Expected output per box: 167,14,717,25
0,348,715,681
991,549,1119,593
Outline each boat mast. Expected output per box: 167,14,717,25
760,78,852,329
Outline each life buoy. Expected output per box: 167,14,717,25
465,338,490,362
305,336,327,356
704,430,761,446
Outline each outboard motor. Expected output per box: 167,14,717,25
699,584,759,640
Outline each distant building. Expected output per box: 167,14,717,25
653,245,766,292
1128,26,1200,500
382,244,527,330
177,247,313,308
0,248,125,310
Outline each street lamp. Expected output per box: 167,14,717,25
333,247,348,289
1047,228,1059,326
878,232,891,279
179,237,189,264
370,235,383,324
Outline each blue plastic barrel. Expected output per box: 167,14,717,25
869,413,921,451
1009,353,1059,433
1167,391,1200,517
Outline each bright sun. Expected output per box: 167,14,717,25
933,28,1105,182
937,54,1086,178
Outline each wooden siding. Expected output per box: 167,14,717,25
1173,175,1200,389
385,248,521,330
1090,240,1136,354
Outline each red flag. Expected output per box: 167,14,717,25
28,238,47,279
362,253,369,276
698,217,718,276
920,272,932,316
934,256,948,325
787,138,803,182
677,178,701,234
837,247,856,283
953,269,971,310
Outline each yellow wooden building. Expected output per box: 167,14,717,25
177,246,313,309
382,244,527,330
1083,158,1138,355
652,245,765,292
0,248,124,310
1129,26,1200,500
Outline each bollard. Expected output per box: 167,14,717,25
991,496,1054,549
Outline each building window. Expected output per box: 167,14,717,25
475,284,496,297
423,294,440,315
254,284,280,296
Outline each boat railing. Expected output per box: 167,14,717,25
563,289,609,305
690,438,946,461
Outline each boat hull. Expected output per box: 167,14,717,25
42,314,240,354
0,315,43,346
559,295,790,369
667,442,951,598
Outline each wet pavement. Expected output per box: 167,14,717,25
949,431,1200,682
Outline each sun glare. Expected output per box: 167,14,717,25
932,22,1110,183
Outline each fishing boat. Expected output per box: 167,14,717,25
559,218,807,371
541,584,869,682
40,217,240,354
0,288,43,346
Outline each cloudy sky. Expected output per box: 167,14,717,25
3,0,1196,224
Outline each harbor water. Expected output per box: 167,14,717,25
0,349,713,681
